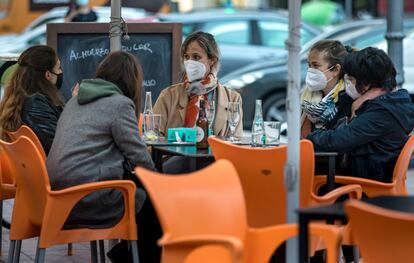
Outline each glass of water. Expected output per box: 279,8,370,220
143,113,161,141
227,102,241,142
205,100,215,136
264,121,281,145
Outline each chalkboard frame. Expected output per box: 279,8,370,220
47,22,182,89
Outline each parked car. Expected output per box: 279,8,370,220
222,19,414,129
0,6,147,54
376,30,414,100
158,9,322,77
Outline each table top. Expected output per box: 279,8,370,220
147,136,337,158
298,195,414,219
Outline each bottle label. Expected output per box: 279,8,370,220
196,126,205,142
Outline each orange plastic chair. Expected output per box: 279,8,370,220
345,199,414,263
6,125,46,161
135,160,343,263
138,113,143,137
1,136,139,263
0,148,16,256
208,137,361,225
313,135,414,197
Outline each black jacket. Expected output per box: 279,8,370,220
21,94,63,154
308,89,414,182
325,91,353,130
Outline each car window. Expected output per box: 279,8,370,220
0,0,10,19
28,33,46,46
200,20,249,45
258,20,316,48
182,24,194,38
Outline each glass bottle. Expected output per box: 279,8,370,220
142,91,153,138
251,99,265,146
196,99,209,149
143,91,153,114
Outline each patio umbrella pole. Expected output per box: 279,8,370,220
110,0,122,52
386,0,404,88
285,0,302,262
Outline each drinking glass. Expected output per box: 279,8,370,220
264,121,281,145
227,102,241,142
205,100,215,136
143,113,161,141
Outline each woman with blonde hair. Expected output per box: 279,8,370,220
301,40,354,138
154,31,243,137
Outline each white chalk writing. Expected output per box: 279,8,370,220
69,43,153,62
122,43,153,53
143,79,156,87
70,48,109,61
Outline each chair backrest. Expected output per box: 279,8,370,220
138,113,143,137
0,146,16,185
345,199,414,263
135,159,248,241
208,137,317,227
6,125,46,161
0,136,49,230
391,135,414,194
208,137,287,227
299,139,317,208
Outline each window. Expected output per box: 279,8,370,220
0,0,11,19
201,21,249,45
182,24,194,38
258,20,317,48
28,33,46,46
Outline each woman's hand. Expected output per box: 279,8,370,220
71,82,79,97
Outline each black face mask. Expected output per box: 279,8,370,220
51,71,63,89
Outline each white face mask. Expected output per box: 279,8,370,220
305,66,334,92
184,60,207,82
344,74,360,99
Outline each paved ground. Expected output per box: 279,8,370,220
1,169,414,262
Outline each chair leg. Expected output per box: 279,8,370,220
130,240,140,263
353,246,360,263
36,248,46,263
67,243,73,256
13,240,21,263
90,241,98,263
98,240,105,263
7,240,16,263
0,200,3,256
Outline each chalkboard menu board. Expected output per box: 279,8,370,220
47,23,182,101
30,0,70,11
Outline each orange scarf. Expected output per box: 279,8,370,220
184,74,218,127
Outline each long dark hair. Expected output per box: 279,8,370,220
95,51,143,117
0,45,63,140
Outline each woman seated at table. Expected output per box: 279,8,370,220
46,51,159,262
0,45,64,154
153,31,243,137
308,47,414,183
301,40,354,139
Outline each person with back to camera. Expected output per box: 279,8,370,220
153,31,243,137
0,45,64,154
65,0,98,22
301,40,355,139
46,51,159,263
308,47,414,183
